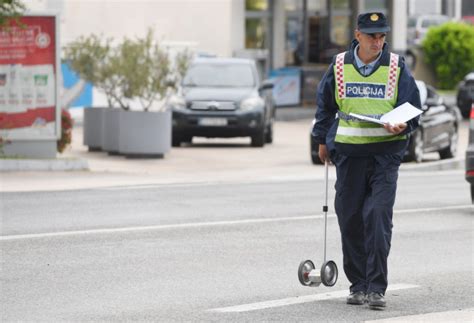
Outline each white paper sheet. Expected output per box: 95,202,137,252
349,102,423,125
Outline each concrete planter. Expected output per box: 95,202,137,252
83,107,107,151
118,109,171,158
102,108,121,154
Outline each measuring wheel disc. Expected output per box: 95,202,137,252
298,260,315,286
321,260,338,287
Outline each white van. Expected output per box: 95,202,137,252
407,14,450,46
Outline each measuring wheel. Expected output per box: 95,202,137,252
320,260,338,287
298,259,315,286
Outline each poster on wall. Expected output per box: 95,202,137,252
269,67,301,106
0,14,59,140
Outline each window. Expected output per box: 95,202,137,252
245,0,270,49
246,0,267,11
246,18,268,49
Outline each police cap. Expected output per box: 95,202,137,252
357,12,391,34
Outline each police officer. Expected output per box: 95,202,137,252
312,12,421,309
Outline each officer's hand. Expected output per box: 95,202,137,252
318,144,330,164
384,122,407,134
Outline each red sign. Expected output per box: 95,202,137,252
0,15,58,139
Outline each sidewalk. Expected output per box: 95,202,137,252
0,93,466,193
0,105,317,173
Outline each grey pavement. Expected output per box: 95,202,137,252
1,94,472,322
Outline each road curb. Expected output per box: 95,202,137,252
0,158,89,172
400,158,464,172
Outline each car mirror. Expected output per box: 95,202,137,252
259,80,274,91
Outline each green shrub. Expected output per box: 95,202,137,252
422,22,474,89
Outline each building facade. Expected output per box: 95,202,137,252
25,0,467,105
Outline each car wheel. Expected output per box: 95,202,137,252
471,184,474,204
172,135,191,147
407,130,424,163
172,135,182,147
265,121,273,144
310,135,323,165
251,128,265,147
460,104,472,119
311,151,323,165
439,125,458,159
182,136,192,145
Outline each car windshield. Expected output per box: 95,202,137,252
421,18,441,28
183,63,255,88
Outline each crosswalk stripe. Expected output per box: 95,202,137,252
208,284,420,313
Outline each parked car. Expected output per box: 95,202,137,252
407,14,449,46
170,57,275,147
310,80,460,164
456,72,474,119
405,81,461,162
465,104,474,203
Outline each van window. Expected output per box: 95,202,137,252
421,17,448,28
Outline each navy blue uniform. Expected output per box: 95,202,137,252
312,40,422,294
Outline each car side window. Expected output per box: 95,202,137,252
427,86,438,101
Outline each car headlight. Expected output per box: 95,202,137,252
169,95,186,111
240,97,264,111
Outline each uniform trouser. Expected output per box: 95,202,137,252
333,154,400,295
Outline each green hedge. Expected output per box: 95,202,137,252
422,22,474,89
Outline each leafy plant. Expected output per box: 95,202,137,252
64,35,122,107
57,109,73,153
422,22,474,89
64,29,192,111
0,0,25,27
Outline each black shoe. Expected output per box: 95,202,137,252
346,291,366,305
368,292,386,309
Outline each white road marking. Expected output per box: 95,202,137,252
364,307,474,322
208,284,420,313
0,214,332,241
1,205,471,241
394,205,473,214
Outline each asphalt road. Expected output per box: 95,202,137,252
1,170,472,321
